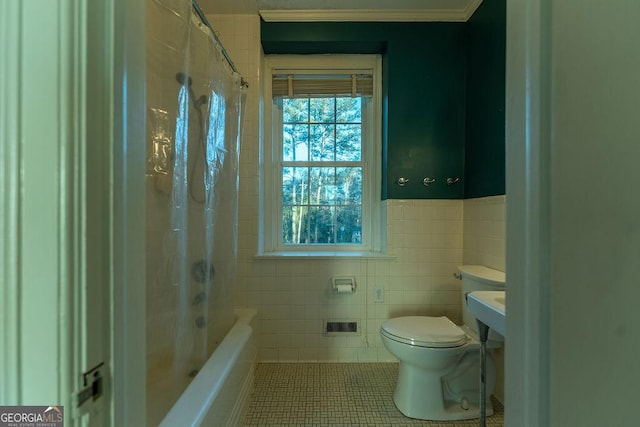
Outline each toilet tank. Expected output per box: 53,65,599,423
457,265,506,336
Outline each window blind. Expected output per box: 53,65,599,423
272,74,373,98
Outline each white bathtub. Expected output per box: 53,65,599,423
159,308,257,427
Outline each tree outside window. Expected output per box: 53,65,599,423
281,97,363,245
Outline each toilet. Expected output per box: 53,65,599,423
380,265,505,421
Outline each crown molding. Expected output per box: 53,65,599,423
462,0,483,21
260,0,483,22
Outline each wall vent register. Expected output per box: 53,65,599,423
324,320,359,335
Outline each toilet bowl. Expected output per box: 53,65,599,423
380,265,505,421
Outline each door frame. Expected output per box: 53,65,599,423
0,0,85,409
505,0,552,425
111,0,147,425
0,0,147,425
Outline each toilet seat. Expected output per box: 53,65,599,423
381,316,468,348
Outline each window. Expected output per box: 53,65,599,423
261,55,382,254
280,96,362,245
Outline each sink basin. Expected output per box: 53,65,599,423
466,291,505,336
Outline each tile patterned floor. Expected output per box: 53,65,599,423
243,363,504,426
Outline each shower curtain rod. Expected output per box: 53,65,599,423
192,0,249,88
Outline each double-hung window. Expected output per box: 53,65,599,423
261,55,382,254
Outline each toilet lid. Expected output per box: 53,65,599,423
380,316,468,348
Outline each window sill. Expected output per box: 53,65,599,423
253,251,395,260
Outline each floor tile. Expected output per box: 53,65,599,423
243,363,504,426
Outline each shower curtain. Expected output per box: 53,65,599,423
145,0,244,424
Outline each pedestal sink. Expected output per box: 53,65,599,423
467,291,506,336
466,290,505,427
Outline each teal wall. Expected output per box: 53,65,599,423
465,0,506,197
384,26,467,199
261,2,505,199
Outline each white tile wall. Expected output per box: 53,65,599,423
207,14,506,362
463,195,506,272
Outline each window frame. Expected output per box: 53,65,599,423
261,54,383,255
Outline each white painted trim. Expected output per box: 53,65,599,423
58,0,82,417
505,0,551,425
462,0,484,21
369,55,384,253
0,0,22,406
0,0,82,409
259,5,480,23
111,0,147,424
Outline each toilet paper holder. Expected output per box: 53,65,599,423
332,276,356,293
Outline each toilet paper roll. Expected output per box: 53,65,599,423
335,284,353,293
